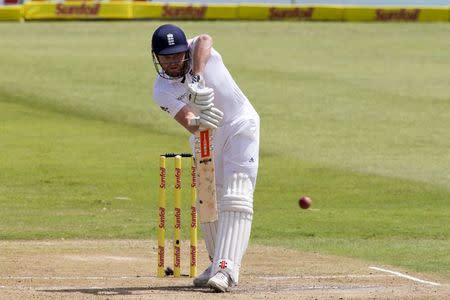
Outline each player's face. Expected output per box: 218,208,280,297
158,52,186,77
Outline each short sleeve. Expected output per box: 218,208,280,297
153,87,186,118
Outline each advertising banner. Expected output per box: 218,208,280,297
417,7,449,22
24,1,132,20
0,4,22,20
312,6,344,21
205,4,237,19
133,3,237,20
344,6,449,22
238,4,267,20
133,2,162,19
2,2,449,22
239,4,344,21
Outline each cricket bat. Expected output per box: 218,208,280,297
194,128,218,223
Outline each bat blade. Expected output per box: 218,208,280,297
195,129,218,223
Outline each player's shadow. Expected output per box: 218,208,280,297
41,285,215,295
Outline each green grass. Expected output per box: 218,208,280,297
0,22,449,279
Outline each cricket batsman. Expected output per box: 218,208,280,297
151,24,260,292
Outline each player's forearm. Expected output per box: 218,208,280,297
174,106,200,134
192,34,212,76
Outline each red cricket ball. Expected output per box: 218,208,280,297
299,196,311,209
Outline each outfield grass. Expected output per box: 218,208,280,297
0,22,449,279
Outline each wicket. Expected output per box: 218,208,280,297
157,153,197,278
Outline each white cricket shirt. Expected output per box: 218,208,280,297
153,38,257,125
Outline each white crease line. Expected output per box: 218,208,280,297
0,276,151,280
369,266,441,286
257,274,393,280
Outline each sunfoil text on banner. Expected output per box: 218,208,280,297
344,6,449,22
238,4,344,21
133,2,237,20
23,1,132,20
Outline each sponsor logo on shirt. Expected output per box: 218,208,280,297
176,92,188,102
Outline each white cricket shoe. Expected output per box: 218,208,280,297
193,265,212,287
207,271,232,292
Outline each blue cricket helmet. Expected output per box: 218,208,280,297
151,24,191,79
152,24,189,55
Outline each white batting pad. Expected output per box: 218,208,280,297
212,173,254,283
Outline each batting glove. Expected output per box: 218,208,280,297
188,106,224,130
187,74,214,110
